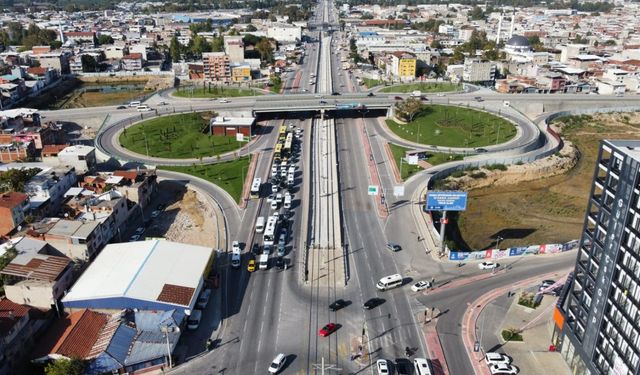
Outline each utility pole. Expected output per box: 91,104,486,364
312,357,341,375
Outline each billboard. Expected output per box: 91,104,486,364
426,191,468,211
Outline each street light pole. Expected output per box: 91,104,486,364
160,325,180,369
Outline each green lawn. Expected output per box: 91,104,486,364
119,112,244,159
380,82,461,93
174,85,260,98
386,105,516,148
388,143,424,180
363,78,384,88
160,157,250,202
389,143,463,180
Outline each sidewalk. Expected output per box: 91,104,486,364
461,269,572,375
359,119,388,218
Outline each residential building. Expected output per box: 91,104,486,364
63,32,95,45
224,36,245,63
0,298,47,375
556,140,640,375
57,145,96,173
463,58,496,83
1,237,73,310
202,52,231,82
24,167,77,217
110,169,157,210
62,240,214,312
104,45,127,60
35,53,69,75
0,140,35,162
0,192,28,236
32,308,181,374
129,44,152,61
33,218,105,261
386,52,417,81
120,53,143,71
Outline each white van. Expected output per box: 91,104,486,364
376,274,403,291
284,195,292,209
128,101,141,107
414,358,432,375
187,309,202,330
256,216,265,233
268,353,286,374
136,105,152,112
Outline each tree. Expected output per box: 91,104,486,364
169,36,181,62
192,35,211,56
211,36,224,52
256,38,274,63
81,55,97,72
0,168,41,192
468,6,484,20
395,98,424,122
97,34,114,45
45,358,86,375
49,40,62,50
430,39,442,49
245,24,257,32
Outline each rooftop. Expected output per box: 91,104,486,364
58,145,95,157
0,192,28,209
62,240,213,309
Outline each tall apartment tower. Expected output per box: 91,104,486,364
556,140,640,375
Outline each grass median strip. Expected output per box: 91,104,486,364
386,104,516,148
119,112,244,159
380,82,461,93
160,157,250,203
389,143,463,180
174,86,259,98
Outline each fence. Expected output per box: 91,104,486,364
448,240,579,261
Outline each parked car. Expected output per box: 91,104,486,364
411,280,431,292
489,363,518,374
318,323,338,337
376,359,390,375
329,299,347,311
485,352,511,366
478,261,499,270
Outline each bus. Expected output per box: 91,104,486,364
283,133,293,155
263,216,278,245
250,178,262,198
278,125,288,141
274,144,283,162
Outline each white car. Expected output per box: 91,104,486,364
489,363,518,374
485,352,511,366
411,280,431,292
478,261,499,270
271,184,279,193
275,193,283,203
232,241,241,252
218,98,230,103
376,359,389,375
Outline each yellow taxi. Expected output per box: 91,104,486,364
247,259,256,272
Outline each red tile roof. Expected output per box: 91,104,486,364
1,255,71,282
33,310,108,360
156,284,195,306
0,192,27,209
113,170,138,181
122,53,143,60
0,298,32,337
27,67,47,75
42,144,69,156
65,32,95,37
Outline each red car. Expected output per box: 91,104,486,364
318,323,338,337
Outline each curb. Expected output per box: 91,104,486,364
239,152,258,208
384,142,403,183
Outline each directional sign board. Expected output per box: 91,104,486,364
367,185,379,196
393,185,405,197
426,191,468,211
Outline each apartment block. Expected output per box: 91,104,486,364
203,52,231,82
463,58,496,83
556,140,640,375
0,192,28,236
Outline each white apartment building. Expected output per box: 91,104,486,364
267,23,302,42
463,58,496,82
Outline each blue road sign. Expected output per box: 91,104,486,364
426,191,468,211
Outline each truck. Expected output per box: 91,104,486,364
258,254,269,270
411,90,422,98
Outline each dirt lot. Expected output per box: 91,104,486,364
146,180,221,248
453,112,640,250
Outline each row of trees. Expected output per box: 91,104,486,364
0,23,59,51
449,30,504,64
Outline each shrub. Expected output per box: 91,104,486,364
485,164,508,171
451,170,465,178
501,328,523,342
518,292,540,308
470,171,487,179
